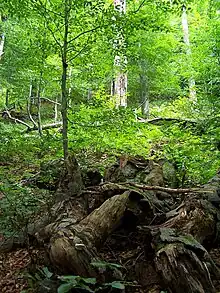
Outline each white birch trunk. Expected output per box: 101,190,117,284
113,0,127,108
181,6,196,101
27,82,38,128
0,34,5,58
54,95,59,122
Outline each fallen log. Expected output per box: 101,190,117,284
26,122,62,132
48,190,142,276
137,116,197,125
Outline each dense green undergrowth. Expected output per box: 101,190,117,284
0,96,220,236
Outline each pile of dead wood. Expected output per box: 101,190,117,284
1,155,220,293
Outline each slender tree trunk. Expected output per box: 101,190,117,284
37,75,43,136
87,88,92,102
0,34,5,58
54,95,59,123
5,89,9,108
112,0,127,108
68,66,73,107
140,73,149,117
61,0,70,160
27,82,38,128
181,5,196,101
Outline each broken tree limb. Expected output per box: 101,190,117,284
2,110,32,129
1,109,63,132
35,97,61,105
122,182,214,194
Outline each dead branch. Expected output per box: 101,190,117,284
3,110,32,129
122,182,213,194
137,117,197,125
32,97,61,105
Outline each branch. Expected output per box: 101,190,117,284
40,97,61,105
67,26,100,44
133,0,147,13
3,110,31,129
69,38,90,62
122,182,214,194
46,24,62,50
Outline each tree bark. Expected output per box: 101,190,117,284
182,5,197,101
112,0,127,108
61,0,71,161
0,34,5,58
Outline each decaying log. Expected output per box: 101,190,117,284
137,116,197,125
49,191,142,276
155,241,216,293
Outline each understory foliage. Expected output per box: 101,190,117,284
0,96,220,238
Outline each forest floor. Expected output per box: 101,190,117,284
1,154,220,292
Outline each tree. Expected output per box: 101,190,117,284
181,4,196,101
112,0,127,108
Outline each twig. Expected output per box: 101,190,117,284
68,26,100,44
133,0,147,13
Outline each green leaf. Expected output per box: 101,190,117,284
91,261,122,269
59,275,79,281
77,284,94,292
82,277,97,285
41,266,53,279
108,281,125,290
58,283,73,293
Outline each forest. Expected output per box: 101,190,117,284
0,0,220,292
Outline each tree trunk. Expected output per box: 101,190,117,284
0,34,5,58
87,88,92,102
181,5,197,101
54,95,59,122
27,82,38,128
61,0,70,160
140,72,149,117
37,75,43,136
5,89,9,108
112,0,127,108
